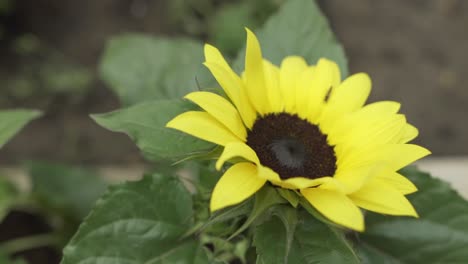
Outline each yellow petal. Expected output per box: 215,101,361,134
244,28,268,115
167,111,241,146
328,72,371,112
204,44,241,107
210,162,267,211
185,91,247,140
356,101,401,116
257,164,283,183
334,164,382,194
341,144,431,171
254,166,344,191
279,56,308,113
349,178,418,217
305,59,340,122
398,123,419,143
376,169,418,195
203,62,241,110
238,82,258,129
331,114,406,148
216,142,259,170
228,161,284,189
295,66,315,118
203,62,257,128
204,44,231,70
330,60,342,89
263,60,283,113
319,73,371,132
328,101,401,144
301,188,364,231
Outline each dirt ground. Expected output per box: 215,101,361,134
324,0,468,156
1,0,467,164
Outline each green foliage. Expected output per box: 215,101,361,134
357,167,468,263
254,208,359,264
209,2,257,57
0,35,92,107
0,177,18,221
29,162,107,220
276,188,300,208
0,0,13,15
62,1,468,264
229,186,287,239
92,99,214,162
234,0,348,77
0,250,26,264
0,109,40,148
201,200,253,233
100,35,214,106
38,60,92,95
98,0,346,108
57,163,468,263
94,0,348,164
61,173,209,264
166,0,282,55
0,162,108,259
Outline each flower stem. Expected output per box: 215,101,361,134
0,233,60,254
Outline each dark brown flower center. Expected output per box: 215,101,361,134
246,113,336,180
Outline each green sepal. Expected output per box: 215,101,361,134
276,188,300,208
201,199,253,236
228,185,287,240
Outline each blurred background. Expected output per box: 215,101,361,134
0,0,467,165
0,0,467,263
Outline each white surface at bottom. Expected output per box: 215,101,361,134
416,157,468,199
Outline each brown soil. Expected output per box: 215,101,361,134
323,0,468,155
0,211,61,263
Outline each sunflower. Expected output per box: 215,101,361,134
167,28,430,231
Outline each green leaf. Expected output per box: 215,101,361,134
0,109,41,148
234,0,348,77
290,212,359,264
100,34,214,106
271,206,298,259
0,177,18,221
196,160,222,196
254,210,359,264
209,3,256,57
61,173,209,264
254,216,289,264
92,99,214,161
29,162,107,220
229,185,287,240
0,250,27,264
201,199,253,233
357,167,468,263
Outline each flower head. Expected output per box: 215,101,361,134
167,28,430,231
